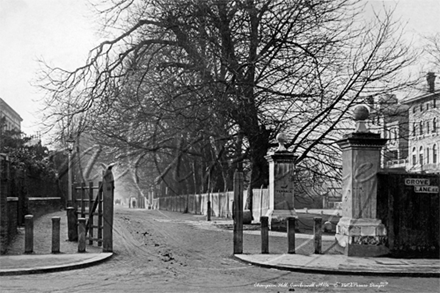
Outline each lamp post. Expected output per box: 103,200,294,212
66,136,75,207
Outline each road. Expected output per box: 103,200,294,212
1,206,439,292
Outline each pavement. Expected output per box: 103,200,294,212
0,210,113,276
0,209,439,277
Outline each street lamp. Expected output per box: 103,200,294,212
66,136,75,207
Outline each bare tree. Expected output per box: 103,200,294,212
425,33,440,67
39,0,416,212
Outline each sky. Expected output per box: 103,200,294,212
0,0,439,137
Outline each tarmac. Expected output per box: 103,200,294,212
0,209,439,277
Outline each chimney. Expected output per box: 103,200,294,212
427,72,436,93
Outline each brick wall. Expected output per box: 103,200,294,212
0,155,10,254
6,197,18,248
27,197,63,220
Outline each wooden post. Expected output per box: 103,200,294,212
98,182,103,247
259,186,264,220
233,170,244,254
261,216,269,254
52,216,60,253
218,191,221,217
67,207,78,241
78,218,86,253
24,215,33,254
80,182,86,218
207,201,211,221
287,217,296,254
88,181,94,245
103,169,114,252
314,217,322,254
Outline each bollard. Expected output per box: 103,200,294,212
233,171,244,254
78,218,86,253
207,201,211,221
67,207,78,241
24,215,33,254
260,216,269,254
287,217,296,254
52,217,61,253
314,217,322,254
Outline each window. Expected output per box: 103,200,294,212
434,99,437,108
413,106,416,113
412,147,417,166
434,118,437,133
426,147,430,164
419,146,424,165
419,121,423,135
420,103,423,112
413,122,417,136
427,120,430,133
434,145,438,164
391,128,397,140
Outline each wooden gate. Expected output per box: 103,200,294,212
72,167,114,252
377,172,439,258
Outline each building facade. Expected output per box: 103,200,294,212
368,72,439,173
401,72,439,173
0,98,22,132
367,94,409,170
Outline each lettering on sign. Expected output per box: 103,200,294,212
414,186,439,194
404,178,430,186
276,189,293,194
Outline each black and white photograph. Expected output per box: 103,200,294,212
0,0,439,292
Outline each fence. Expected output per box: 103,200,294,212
152,188,270,223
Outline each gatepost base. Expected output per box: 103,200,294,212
266,209,298,232
336,217,389,257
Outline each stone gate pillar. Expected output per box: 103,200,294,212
335,105,389,257
265,133,297,230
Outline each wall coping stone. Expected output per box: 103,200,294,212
28,197,61,201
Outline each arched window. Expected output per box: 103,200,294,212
426,147,430,164
419,121,423,135
412,147,417,166
419,146,424,165
434,145,438,164
413,122,417,136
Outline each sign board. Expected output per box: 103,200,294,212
405,178,430,186
414,186,439,194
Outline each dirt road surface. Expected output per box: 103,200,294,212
1,206,439,293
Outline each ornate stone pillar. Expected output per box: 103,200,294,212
335,105,389,257
265,133,297,230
